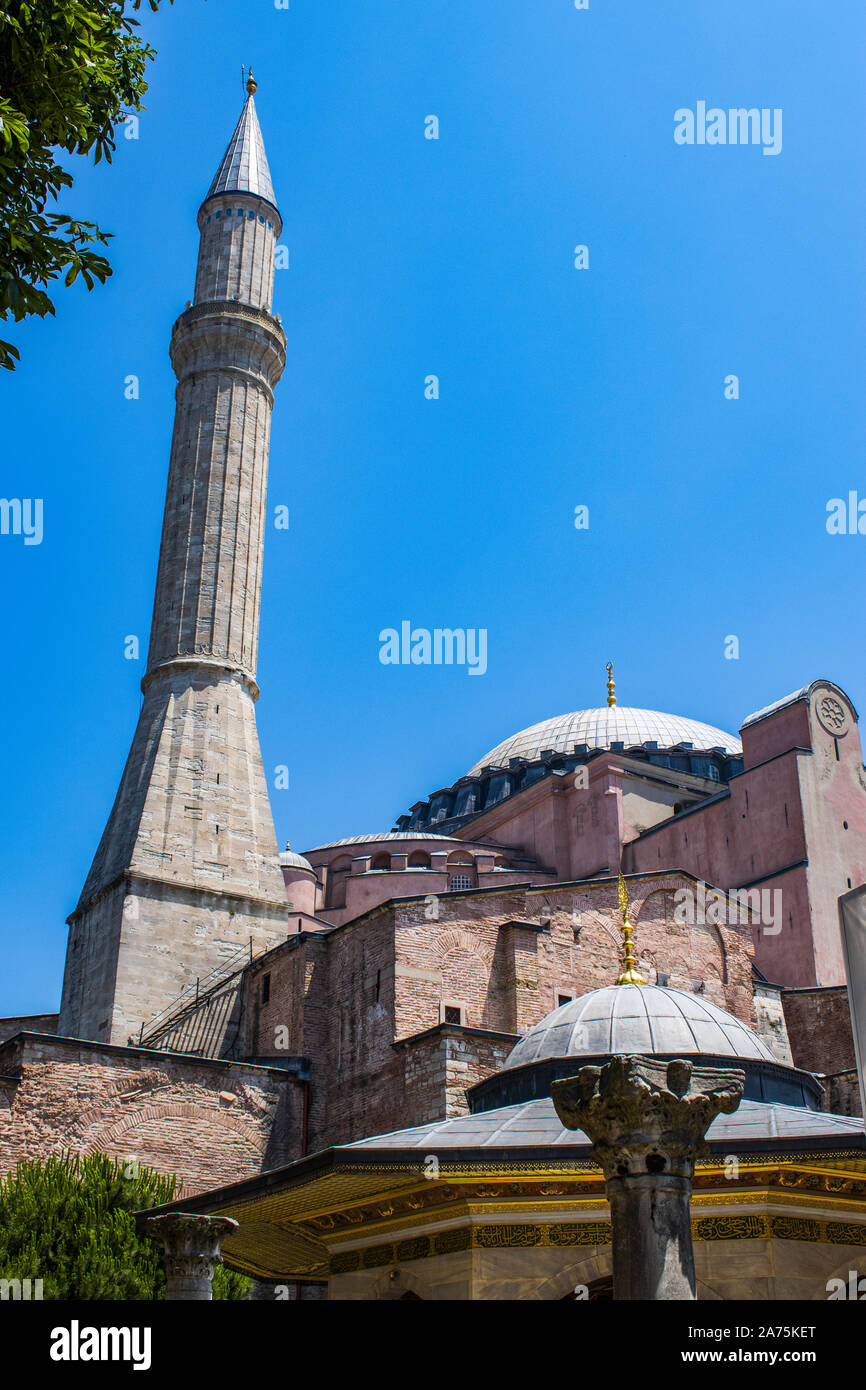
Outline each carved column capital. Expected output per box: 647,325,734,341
552,1055,745,1300
552,1055,744,1180
145,1213,239,1301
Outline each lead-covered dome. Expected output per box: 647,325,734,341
467,707,741,775
279,847,314,873
503,984,777,1071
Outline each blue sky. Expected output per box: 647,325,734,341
2,0,865,1014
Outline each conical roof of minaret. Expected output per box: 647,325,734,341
206,90,277,209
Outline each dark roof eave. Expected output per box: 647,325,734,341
0,1032,302,1079
134,1132,866,1228
392,1023,520,1051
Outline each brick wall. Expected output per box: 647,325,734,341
235,871,764,1153
781,986,856,1074
399,1027,517,1129
0,1035,298,1196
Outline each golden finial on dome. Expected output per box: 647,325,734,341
606,661,616,708
615,872,645,987
246,68,258,97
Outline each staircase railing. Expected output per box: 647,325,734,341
137,938,254,1048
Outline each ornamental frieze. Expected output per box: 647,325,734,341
315,1165,866,1242
328,1210,866,1275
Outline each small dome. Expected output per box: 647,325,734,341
503,985,777,1071
280,848,314,873
467,706,741,775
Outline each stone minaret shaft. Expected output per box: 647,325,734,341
59,84,289,1047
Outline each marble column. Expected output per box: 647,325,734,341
145,1213,239,1301
552,1055,744,1301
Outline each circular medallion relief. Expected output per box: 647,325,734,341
814,690,850,737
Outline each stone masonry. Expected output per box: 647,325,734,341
238,872,765,1153
0,1033,299,1195
59,92,290,1046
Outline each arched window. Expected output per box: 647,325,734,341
327,856,352,909
371,852,391,871
447,852,474,892
407,850,431,868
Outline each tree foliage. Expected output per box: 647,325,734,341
0,1151,250,1300
0,0,171,370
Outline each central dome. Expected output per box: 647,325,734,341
503,984,777,1071
467,706,741,775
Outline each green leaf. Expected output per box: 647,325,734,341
0,0,173,370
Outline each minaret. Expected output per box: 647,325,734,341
59,76,290,1045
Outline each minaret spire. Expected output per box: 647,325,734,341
205,79,276,211
60,91,289,1048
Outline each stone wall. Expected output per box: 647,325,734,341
781,986,856,1074
752,985,793,1065
389,875,756,1037
0,1015,58,1044
236,872,765,1153
59,138,290,1051
328,1227,866,1301
0,1035,299,1196
820,1071,862,1118
399,1027,517,1130
99,869,775,1163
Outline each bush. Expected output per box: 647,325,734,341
0,1152,250,1300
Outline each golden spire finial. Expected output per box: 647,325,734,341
606,661,616,707
615,872,645,987
246,68,258,97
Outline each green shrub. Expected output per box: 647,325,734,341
0,1152,250,1300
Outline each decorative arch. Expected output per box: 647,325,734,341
433,927,495,971
407,850,431,868
370,1267,431,1300
91,1101,263,1152
532,1250,612,1300
534,1252,721,1300
635,885,729,988
84,1102,265,1196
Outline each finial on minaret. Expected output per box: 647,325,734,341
606,661,616,707
246,67,258,97
615,873,645,987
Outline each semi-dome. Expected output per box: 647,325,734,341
279,846,315,872
503,984,777,1071
468,707,742,775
